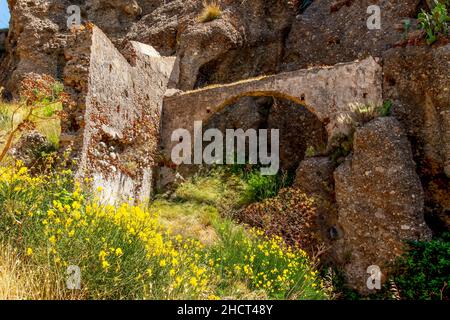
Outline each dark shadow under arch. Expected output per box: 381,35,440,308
203,94,328,171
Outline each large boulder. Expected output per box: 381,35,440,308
294,157,339,257
383,45,450,230
334,117,431,293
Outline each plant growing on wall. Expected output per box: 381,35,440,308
198,1,222,23
418,1,450,45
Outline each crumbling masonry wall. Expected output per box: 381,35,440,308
161,57,383,164
63,26,175,203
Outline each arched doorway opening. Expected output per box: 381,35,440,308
203,94,328,172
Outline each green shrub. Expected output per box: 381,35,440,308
380,100,393,117
241,170,294,204
392,233,450,300
418,2,450,45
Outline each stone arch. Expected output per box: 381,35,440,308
206,90,316,124
161,57,383,165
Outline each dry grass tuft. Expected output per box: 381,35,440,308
198,1,222,23
0,244,76,300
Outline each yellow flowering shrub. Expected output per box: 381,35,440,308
0,160,327,300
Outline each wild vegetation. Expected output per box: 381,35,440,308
418,0,450,44
0,76,64,162
0,159,326,299
0,81,326,299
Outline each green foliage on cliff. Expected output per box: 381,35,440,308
393,233,450,300
418,1,450,45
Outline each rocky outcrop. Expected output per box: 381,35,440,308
0,0,69,95
0,29,6,57
295,157,335,197
0,0,294,94
383,45,450,230
334,117,431,293
282,0,421,71
294,157,338,255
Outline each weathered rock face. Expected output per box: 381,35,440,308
0,29,6,59
282,0,421,71
125,1,196,56
334,117,431,293
295,157,335,197
383,45,450,230
179,0,293,90
294,156,338,253
0,0,69,95
0,0,294,94
130,0,295,90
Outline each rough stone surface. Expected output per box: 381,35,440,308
267,99,328,170
334,117,432,293
383,45,450,229
295,157,335,197
63,26,176,203
161,57,383,164
0,29,6,58
282,0,421,71
294,157,338,257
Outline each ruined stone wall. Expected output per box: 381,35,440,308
63,26,175,203
161,57,383,162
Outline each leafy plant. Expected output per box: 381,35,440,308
380,100,393,117
392,233,450,300
305,146,317,158
402,19,412,39
238,168,294,204
418,1,450,45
